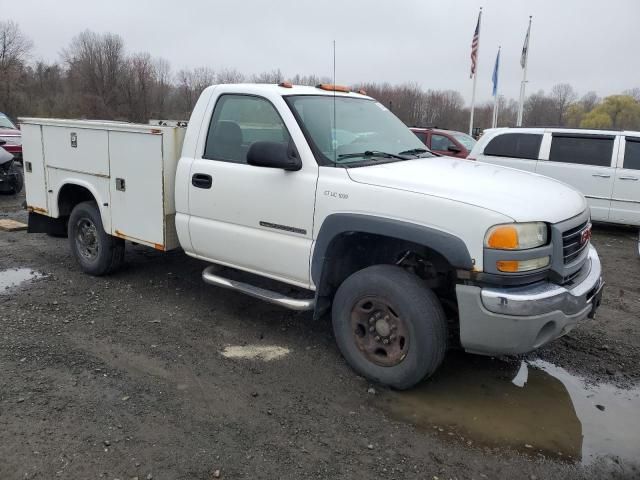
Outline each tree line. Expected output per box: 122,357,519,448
2,20,639,132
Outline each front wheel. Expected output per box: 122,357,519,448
332,265,447,390
68,201,125,276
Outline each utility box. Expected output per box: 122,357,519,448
20,118,186,251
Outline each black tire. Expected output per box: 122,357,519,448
332,264,447,390
68,201,125,276
8,163,23,195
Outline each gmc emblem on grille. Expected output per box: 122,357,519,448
580,225,592,246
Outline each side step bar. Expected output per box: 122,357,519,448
202,266,315,311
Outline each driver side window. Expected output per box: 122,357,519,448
431,134,455,151
203,95,290,164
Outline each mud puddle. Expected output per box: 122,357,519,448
0,268,44,293
376,353,640,465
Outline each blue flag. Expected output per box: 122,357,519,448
492,48,500,97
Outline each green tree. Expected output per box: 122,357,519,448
565,103,586,127
580,111,612,129
581,95,640,129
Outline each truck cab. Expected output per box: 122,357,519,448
22,84,604,389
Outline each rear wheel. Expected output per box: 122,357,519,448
68,201,124,275
332,265,447,389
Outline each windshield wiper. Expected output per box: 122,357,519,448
337,150,409,161
398,148,432,156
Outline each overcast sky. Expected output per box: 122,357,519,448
5,0,640,104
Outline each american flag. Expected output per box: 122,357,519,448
470,11,481,78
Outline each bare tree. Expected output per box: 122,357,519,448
580,91,600,111
63,30,126,118
524,90,557,126
624,88,640,102
0,20,33,117
290,73,331,86
176,67,215,117
250,69,283,83
121,52,156,122
152,57,172,118
216,68,245,84
550,83,577,125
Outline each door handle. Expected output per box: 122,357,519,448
191,173,212,189
619,176,638,181
592,174,611,178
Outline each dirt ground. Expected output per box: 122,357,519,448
1,184,639,480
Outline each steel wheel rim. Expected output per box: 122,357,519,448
75,218,99,261
350,296,409,367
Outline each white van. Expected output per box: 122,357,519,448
469,128,640,227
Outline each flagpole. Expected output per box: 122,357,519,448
492,46,500,128
517,16,532,126
468,7,482,136
469,70,479,135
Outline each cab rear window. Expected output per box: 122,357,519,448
484,133,542,160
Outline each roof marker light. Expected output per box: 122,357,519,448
316,84,350,93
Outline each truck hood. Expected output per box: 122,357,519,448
346,157,587,224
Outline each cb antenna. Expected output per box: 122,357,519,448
333,39,337,164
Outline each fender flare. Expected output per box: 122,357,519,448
311,213,474,286
55,180,111,232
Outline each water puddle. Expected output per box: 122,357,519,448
375,353,640,465
0,268,44,294
221,345,290,361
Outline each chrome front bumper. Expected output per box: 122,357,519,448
480,245,603,317
456,245,604,356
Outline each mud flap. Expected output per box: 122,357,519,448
27,212,67,236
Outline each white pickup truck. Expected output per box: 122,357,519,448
21,83,604,389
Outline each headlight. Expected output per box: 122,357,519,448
485,222,548,250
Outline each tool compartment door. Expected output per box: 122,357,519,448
42,125,109,176
21,124,49,213
109,131,165,248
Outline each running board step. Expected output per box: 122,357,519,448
202,266,315,311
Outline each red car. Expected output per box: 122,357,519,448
0,113,22,162
410,127,476,158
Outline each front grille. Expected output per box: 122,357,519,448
562,220,590,264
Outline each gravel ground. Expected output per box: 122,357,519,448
1,185,639,480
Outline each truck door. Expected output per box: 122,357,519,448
536,133,616,222
187,93,318,288
609,135,640,225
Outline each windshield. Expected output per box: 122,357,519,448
285,95,433,165
0,115,16,129
451,132,476,150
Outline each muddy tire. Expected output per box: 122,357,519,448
68,201,124,276
332,264,447,390
8,163,23,195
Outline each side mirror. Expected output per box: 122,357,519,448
0,140,6,146
247,141,301,171
447,145,462,153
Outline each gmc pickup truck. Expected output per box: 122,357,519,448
21,83,604,389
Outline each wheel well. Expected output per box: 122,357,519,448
57,184,96,217
316,232,457,299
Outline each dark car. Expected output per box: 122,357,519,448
0,113,22,163
410,127,476,158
